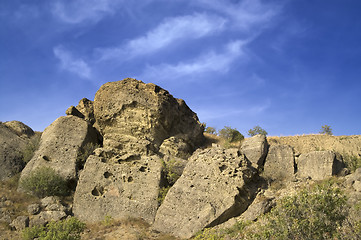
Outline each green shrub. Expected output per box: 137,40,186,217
20,167,69,198
158,159,182,205
218,126,244,143
248,182,348,240
205,127,217,135
193,228,223,240
22,217,85,240
248,125,268,136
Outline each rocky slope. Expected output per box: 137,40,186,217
1,78,360,239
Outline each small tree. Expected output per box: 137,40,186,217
205,127,217,135
218,126,244,143
248,125,268,136
320,125,333,135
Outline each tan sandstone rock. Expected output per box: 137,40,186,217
73,154,162,224
152,146,257,238
241,134,268,169
93,78,204,157
263,145,295,181
19,115,99,184
297,151,345,180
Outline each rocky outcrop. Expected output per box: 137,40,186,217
153,146,257,238
0,122,31,180
73,154,162,224
241,135,268,169
19,116,99,185
3,121,34,137
263,145,295,181
93,78,204,158
297,151,345,180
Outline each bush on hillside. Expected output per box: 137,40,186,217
22,217,85,240
218,126,244,143
205,127,217,135
248,125,268,136
245,181,348,240
19,166,69,198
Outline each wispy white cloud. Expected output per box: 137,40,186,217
139,40,246,80
97,13,226,61
195,0,280,30
52,0,123,24
53,46,91,79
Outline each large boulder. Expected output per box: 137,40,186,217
263,145,295,181
93,78,204,157
240,134,268,169
19,116,99,184
152,146,257,238
297,151,345,180
73,154,162,224
0,122,31,180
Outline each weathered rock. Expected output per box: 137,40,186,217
27,204,41,215
19,116,99,185
4,121,34,137
153,146,257,238
0,122,27,180
238,193,274,222
29,211,67,227
40,196,60,208
93,78,204,157
159,136,192,159
65,106,85,119
345,168,361,192
73,154,163,224
241,134,268,169
10,216,29,230
297,151,345,180
77,98,96,125
263,145,295,181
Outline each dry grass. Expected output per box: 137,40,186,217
82,217,180,240
267,134,361,156
0,174,40,240
203,133,242,149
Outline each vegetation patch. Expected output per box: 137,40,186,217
22,217,85,240
19,167,69,198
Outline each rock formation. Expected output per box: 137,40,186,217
297,151,345,180
73,78,205,225
153,146,257,238
19,116,99,186
0,121,34,180
263,145,295,181
240,134,268,169
73,155,162,224
93,78,204,158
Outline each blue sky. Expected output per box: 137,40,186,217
1,0,361,136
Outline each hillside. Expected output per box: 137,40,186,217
0,79,360,240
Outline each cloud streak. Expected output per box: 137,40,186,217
52,0,122,24
53,46,92,79
139,40,246,80
195,0,280,30
97,13,226,61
